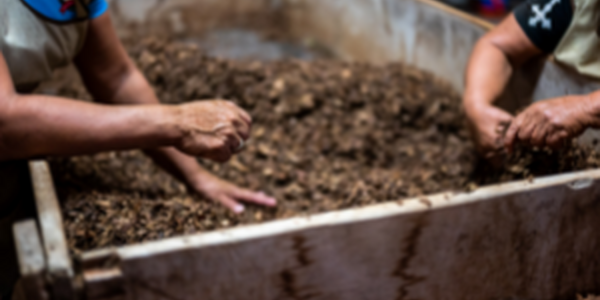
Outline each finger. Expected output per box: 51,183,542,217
495,117,514,147
226,132,244,154
517,121,536,147
225,101,252,126
530,124,547,147
505,117,523,152
495,123,509,138
234,137,246,154
217,126,244,155
238,109,253,127
497,111,514,126
233,118,251,141
233,189,277,207
217,195,245,214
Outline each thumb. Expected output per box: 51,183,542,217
495,108,514,125
504,117,521,153
496,113,513,140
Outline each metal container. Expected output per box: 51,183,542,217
13,0,600,299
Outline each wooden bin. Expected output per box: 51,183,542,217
14,0,600,299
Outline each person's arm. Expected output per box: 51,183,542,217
0,53,180,159
74,14,276,213
464,14,542,158
466,0,578,153
0,51,249,161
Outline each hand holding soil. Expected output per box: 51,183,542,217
505,95,594,152
466,103,513,159
174,100,252,162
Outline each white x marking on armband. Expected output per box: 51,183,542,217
528,0,561,30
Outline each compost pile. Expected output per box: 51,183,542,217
48,38,600,254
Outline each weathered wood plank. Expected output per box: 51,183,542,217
13,220,44,276
77,170,600,300
84,268,126,300
28,160,72,276
29,160,75,299
12,220,48,300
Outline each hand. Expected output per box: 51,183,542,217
173,100,252,162
192,172,277,214
466,104,514,159
505,96,593,152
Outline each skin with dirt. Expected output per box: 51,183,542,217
46,38,600,254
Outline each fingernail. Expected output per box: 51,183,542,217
234,204,245,213
266,197,277,205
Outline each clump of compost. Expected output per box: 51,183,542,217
46,38,600,254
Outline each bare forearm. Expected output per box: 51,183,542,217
0,94,179,160
105,68,159,105
464,14,543,117
463,38,513,115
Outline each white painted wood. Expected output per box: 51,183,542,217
28,160,76,300
13,220,45,277
12,220,49,300
84,268,126,300
28,160,72,277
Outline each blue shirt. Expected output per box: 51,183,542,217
21,0,108,23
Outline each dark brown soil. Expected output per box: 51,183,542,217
46,38,600,254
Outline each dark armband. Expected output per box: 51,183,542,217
513,0,573,53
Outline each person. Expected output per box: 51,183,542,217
464,0,600,158
0,0,276,297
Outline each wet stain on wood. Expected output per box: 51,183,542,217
293,235,312,267
392,214,428,300
280,269,299,298
506,198,531,296
278,235,320,299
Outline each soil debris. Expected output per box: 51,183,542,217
44,37,600,253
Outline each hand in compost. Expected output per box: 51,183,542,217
174,100,252,162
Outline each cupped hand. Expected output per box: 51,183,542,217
466,104,514,159
505,96,593,152
193,172,277,214
174,100,252,162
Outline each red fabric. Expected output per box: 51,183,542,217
60,0,74,13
